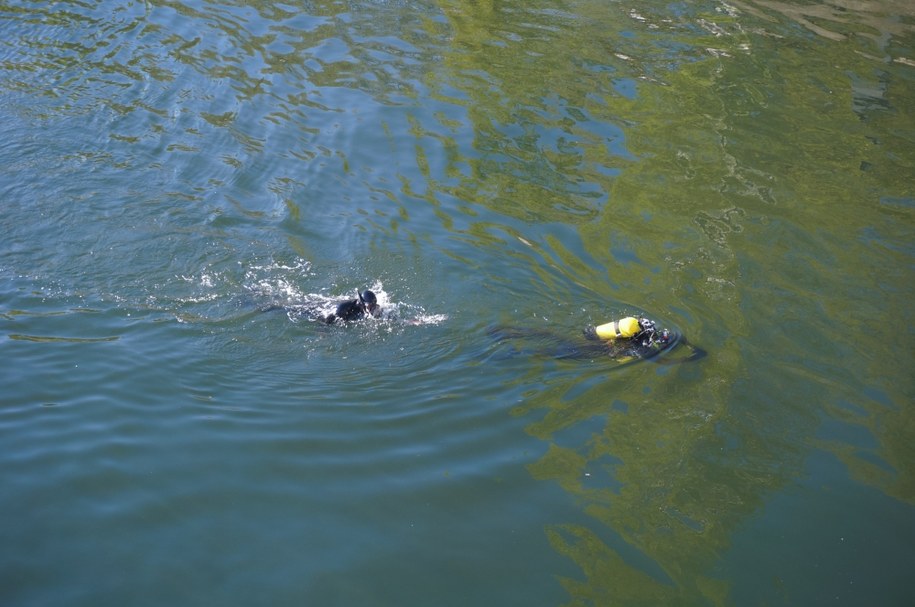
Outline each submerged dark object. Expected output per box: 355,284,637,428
487,316,706,364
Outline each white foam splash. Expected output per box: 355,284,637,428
237,270,447,327
243,257,314,303
402,313,449,326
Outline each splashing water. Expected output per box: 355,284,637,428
242,268,447,328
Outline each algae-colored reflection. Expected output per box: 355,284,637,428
430,0,913,603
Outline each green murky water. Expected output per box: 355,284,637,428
1,1,913,605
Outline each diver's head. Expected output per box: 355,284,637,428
639,318,673,347
358,289,379,316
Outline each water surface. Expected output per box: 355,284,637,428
2,1,913,605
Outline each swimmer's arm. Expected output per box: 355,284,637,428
678,337,707,362
651,337,707,364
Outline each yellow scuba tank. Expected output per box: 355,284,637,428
594,317,641,340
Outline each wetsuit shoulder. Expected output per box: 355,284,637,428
332,299,363,322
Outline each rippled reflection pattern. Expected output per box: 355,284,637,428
1,1,913,606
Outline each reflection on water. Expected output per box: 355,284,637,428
433,0,914,604
1,0,913,605
735,0,915,50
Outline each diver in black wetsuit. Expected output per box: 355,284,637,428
488,315,705,363
581,316,705,362
584,316,671,359
324,289,381,324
